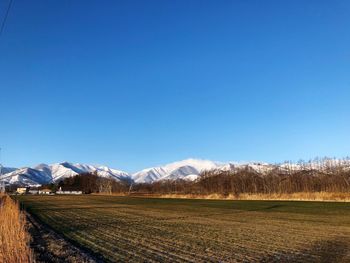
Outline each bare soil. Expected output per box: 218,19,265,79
18,196,350,262
26,212,102,263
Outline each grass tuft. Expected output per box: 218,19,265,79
0,194,34,263
159,192,350,201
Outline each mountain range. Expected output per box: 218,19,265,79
1,158,349,187
0,162,131,187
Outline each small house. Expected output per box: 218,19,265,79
38,189,53,195
17,187,28,194
56,186,82,195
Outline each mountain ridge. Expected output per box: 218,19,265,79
1,158,350,187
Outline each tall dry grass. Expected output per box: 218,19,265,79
0,194,34,263
159,192,350,202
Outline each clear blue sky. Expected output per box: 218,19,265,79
1,0,349,172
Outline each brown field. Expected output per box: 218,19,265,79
16,195,350,262
0,194,33,263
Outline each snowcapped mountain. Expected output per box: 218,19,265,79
1,158,350,186
132,159,219,183
0,167,52,186
0,166,17,174
48,162,130,182
132,159,287,183
0,162,131,187
218,162,277,174
132,158,350,183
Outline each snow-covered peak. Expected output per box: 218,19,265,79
0,166,17,175
163,158,219,173
0,162,131,186
132,159,219,183
2,158,350,186
0,167,51,187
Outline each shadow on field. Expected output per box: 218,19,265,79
26,213,106,263
259,238,350,263
260,204,284,210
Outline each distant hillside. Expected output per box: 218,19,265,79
0,162,131,186
1,158,350,187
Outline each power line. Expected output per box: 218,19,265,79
0,0,13,37
0,0,13,191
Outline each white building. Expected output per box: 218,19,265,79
39,189,53,195
56,187,82,195
17,187,28,194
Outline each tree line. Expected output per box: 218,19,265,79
9,158,350,196
132,160,350,196
39,173,129,194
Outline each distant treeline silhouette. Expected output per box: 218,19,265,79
133,158,350,196
132,169,350,196
53,173,129,194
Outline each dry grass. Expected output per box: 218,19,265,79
103,191,350,201
159,191,350,202
236,192,350,201
0,194,34,263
